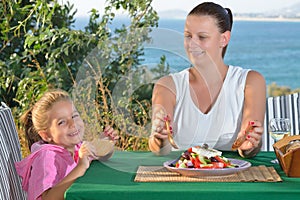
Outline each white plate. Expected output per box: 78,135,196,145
163,158,251,176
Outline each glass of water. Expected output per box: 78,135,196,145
269,118,291,163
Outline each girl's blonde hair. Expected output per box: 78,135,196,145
21,89,71,150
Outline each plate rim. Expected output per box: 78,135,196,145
163,158,251,176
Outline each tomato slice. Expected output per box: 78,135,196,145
214,156,228,168
211,162,225,168
199,164,214,168
194,158,201,168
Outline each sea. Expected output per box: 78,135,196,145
74,18,300,90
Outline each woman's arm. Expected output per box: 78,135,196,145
238,70,266,158
149,75,176,155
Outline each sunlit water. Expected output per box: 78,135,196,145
75,18,300,90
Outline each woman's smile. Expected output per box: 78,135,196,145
189,50,205,57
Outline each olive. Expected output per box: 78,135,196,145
210,157,218,162
202,143,209,149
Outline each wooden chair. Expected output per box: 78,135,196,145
262,93,300,151
0,102,26,199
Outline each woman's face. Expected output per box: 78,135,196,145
45,100,84,151
184,15,225,67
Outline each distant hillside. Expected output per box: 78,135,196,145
265,2,300,17
158,2,300,20
158,10,187,19
233,2,300,20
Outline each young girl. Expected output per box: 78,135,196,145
15,89,118,200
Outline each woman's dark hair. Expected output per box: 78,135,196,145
188,2,233,57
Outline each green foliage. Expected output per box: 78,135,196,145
1,0,92,110
2,1,299,157
0,0,162,156
267,82,300,97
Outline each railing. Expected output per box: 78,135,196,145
262,93,300,151
0,102,27,200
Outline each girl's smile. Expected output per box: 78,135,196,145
68,129,80,137
41,100,85,152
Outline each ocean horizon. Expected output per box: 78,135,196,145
74,17,300,90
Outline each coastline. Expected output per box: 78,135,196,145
75,14,300,23
233,16,300,22
158,16,300,22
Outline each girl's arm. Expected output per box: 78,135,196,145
41,142,96,200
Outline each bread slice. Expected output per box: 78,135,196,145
91,138,114,157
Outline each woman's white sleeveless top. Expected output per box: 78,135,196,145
170,65,250,151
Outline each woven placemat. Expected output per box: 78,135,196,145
134,165,282,182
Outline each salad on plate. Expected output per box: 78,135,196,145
164,145,251,176
170,146,237,169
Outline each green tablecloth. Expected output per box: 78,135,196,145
65,151,300,200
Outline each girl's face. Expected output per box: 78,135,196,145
45,100,84,152
184,15,226,67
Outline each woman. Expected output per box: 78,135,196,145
149,2,266,158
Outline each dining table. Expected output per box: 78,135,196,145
65,150,300,200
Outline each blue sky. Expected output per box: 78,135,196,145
64,0,300,17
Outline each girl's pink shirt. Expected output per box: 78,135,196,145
15,141,80,200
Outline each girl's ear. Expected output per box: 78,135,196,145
38,130,52,142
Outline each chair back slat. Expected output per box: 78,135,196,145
262,93,300,151
294,93,300,134
0,102,27,200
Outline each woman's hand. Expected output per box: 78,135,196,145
238,120,263,157
151,110,170,141
149,110,173,155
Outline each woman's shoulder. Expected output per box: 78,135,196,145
157,69,188,82
229,65,249,73
154,75,176,96
228,65,266,91
229,65,263,76
153,69,189,98
156,74,173,84
246,70,266,87
171,68,189,78
229,66,264,81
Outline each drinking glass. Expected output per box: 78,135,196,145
269,118,291,163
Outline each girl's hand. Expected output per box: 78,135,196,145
77,141,98,169
103,125,119,143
